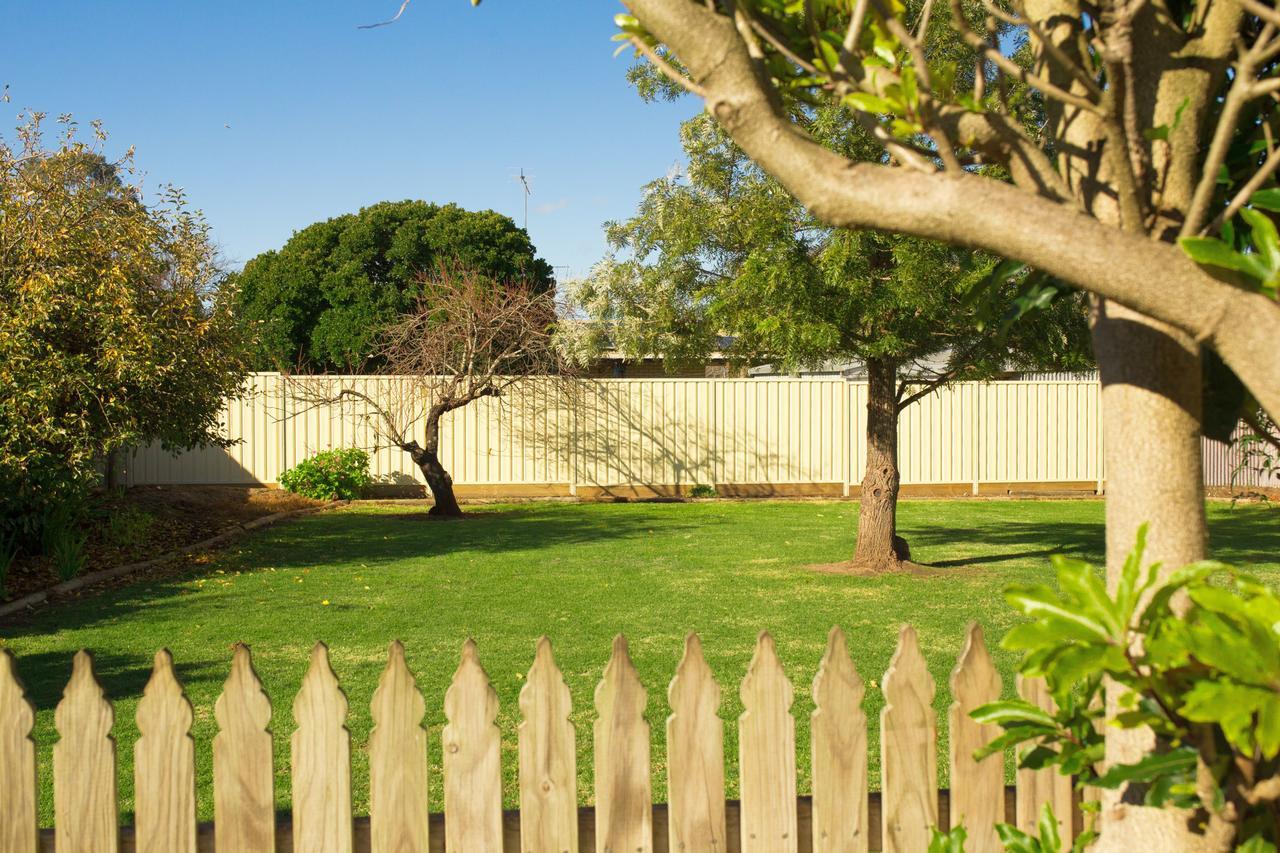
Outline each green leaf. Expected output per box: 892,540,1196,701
994,822,1042,853
1251,188,1280,212
1037,803,1063,852
842,92,895,114
970,699,1058,729
1092,748,1197,789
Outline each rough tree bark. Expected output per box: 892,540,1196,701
852,357,912,571
404,407,463,518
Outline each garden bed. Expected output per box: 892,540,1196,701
1,486,322,605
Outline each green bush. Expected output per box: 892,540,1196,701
279,448,371,501
104,506,155,550
973,526,1280,849
46,521,86,582
688,484,717,498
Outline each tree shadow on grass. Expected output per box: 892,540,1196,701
0,506,710,640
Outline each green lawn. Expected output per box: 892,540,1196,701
2,498,1276,825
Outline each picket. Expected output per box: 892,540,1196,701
135,649,197,853
666,633,728,853
518,636,578,853
880,625,937,853
593,634,653,853
0,650,36,853
739,631,798,853
54,650,118,853
2,626,1091,852
291,642,352,853
442,639,504,852
1016,675,1076,843
212,643,275,853
811,626,868,853
369,640,429,853
948,624,1004,853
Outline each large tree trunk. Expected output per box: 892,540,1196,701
852,356,911,571
1091,301,1224,851
408,412,463,518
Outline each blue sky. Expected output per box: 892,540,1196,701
3,1,697,279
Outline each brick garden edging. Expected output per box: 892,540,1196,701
0,502,340,620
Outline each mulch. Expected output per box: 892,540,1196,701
2,486,323,607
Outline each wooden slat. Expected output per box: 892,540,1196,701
880,625,936,853
948,624,1003,853
442,639,503,852
518,636,578,853
370,640,429,853
1016,676,1074,842
213,643,275,853
54,650,118,853
135,649,197,853
291,642,353,853
666,633,727,853
594,635,653,853
738,631,797,853
810,626,867,853
0,649,37,853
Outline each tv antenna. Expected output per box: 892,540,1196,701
516,168,533,230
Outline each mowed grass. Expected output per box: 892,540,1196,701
2,498,1276,825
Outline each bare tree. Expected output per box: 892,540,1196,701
289,266,565,517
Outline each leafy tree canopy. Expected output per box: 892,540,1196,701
235,200,554,372
0,114,250,537
563,107,1092,383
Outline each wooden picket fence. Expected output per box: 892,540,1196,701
0,624,1080,853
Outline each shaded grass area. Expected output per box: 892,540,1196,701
1,499,1276,825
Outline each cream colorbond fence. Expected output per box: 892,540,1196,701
120,373,1105,494
0,625,1081,852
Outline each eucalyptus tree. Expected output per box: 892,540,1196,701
565,109,1091,571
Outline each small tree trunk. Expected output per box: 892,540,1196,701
852,356,911,571
409,412,463,518
104,448,119,492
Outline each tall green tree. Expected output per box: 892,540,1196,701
565,110,1091,571
235,200,554,372
0,114,250,538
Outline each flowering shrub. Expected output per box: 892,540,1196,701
279,449,371,501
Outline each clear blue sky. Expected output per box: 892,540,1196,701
3,1,697,279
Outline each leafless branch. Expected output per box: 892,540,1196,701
358,0,411,29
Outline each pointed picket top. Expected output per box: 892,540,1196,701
811,626,868,853
880,625,938,853
213,644,274,853
518,636,578,853
740,631,794,712
666,633,727,853
293,641,349,728
949,624,1004,853
0,649,37,853
215,643,272,739
136,649,197,853
370,640,429,853
291,642,353,853
442,639,503,852
54,650,118,853
595,634,653,853
137,648,195,737
812,626,864,717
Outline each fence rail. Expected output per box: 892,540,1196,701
0,625,1082,852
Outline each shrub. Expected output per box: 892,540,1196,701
973,526,1280,848
688,484,717,499
46,522,86,582
103,506,154,550
279,448,371,501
